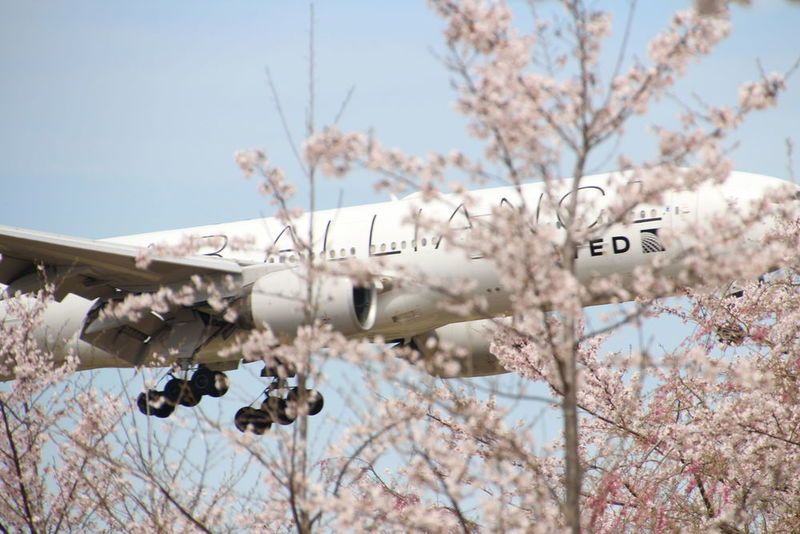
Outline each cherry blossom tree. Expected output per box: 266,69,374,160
2,1,799,533
0,291,259,532
291,0,797,531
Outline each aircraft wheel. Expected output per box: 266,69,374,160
191,368,229,398
234,407,271,434
209,371,230,398
307,390,324,416
152,401,175,418
163,379,181,402
190,367,213,394
164,378,201,407
287,388,324,417
136,391,150,415
137,390,174,418
261,397,295,425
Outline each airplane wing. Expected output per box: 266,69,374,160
0,225,271,365
0,225,245,300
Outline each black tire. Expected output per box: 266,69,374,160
163,379,182,402
234,407,270,434
208,371,230,398
261,397,295,425
286,388,324,417
307,389,324,416
152,401,175,418
190,367,215,396
164,378,201,407
181,380,202,407
137,390,174,418
136,392,149,415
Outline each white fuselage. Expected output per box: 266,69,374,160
6,171,787,373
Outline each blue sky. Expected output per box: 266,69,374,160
1,1,799,458
1,1,798,238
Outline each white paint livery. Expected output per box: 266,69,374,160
0,171,790,380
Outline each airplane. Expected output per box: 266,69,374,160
0,170,789,433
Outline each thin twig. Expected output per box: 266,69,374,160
265,66,308,175
334,86,356,125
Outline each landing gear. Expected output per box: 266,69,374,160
136,364,230,418
234,377,324,435
261,396,295,425
287,387,324,417
259,358,296,379
717,322,746,345
716,283,749,346
190,367,230,398
234,407,271,434
136,390,175,418
164,378,201,407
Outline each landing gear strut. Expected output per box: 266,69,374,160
137,364,230,418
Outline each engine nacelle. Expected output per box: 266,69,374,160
238,268,377,337
409,319,508,378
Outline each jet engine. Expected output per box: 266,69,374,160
408,319,508,378
238,268,377,337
